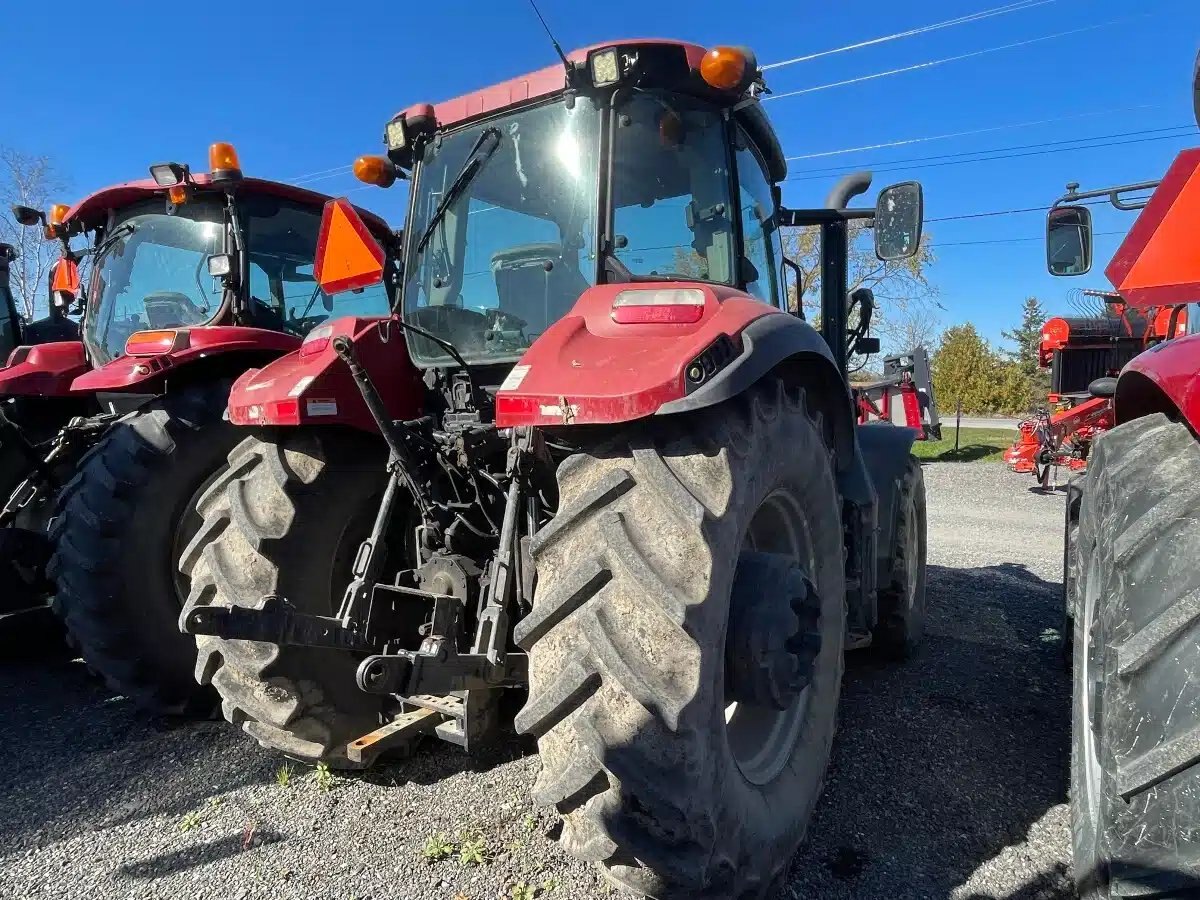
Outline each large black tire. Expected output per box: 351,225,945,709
515,379,846,898
1072,414,1200,898
179,431,389,767
871,456,927,656
46,383,237,715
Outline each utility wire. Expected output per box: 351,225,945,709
763,0,1058,70
766,17,1140,102
785,105,1167,161
791,125,1195,176
786,131,1193,181
931,229,1124,248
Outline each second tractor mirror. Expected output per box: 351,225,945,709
11,205,43,227
1046,205,1092,276
874,182,923,261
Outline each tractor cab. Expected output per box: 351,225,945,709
351,42,920,396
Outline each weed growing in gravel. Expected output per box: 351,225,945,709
540,878,559,893
523,813,537,832
459,836,490,866
178,810,202,832
510,883,537,900
276,762,294,788
313,761,335,793
421,833,456,861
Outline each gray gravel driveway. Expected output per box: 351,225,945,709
0,462,1070,900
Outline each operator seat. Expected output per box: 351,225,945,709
491,243,590,334
143,292,207,329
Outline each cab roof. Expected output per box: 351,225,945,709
64,175,392,236
395,39,786,182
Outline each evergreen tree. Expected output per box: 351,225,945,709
1002,296,1047,380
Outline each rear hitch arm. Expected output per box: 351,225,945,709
181,593,376,651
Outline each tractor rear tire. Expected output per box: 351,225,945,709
46,383,236,715
179,431,389,768
871,455,927,657
1071,413,1200,898
516,378,846,898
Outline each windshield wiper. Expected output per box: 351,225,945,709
415,127,502,255
91,223,136,263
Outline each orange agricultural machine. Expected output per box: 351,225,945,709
1004,292,1184,487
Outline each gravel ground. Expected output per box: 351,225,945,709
0,461,1070,900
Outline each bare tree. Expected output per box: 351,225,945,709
0,147,69,319
874,303,943,356
782,219,937,328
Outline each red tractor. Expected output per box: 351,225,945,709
0,145,396,713
1004,289,1184,487
1053,49,1200,899
180,40,929,896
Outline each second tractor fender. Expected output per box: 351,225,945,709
1113,332,1200,432
856,422,919,589
656,313,857,464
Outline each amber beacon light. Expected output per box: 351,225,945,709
700,46,748,90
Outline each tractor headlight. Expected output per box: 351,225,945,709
589,48,621,87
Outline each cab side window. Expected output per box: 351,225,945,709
735,134,781,306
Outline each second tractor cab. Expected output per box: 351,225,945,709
180,40,928,896
0,144,398,715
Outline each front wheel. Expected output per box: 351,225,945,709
517,379,846,898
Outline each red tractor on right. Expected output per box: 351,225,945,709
1055,49,1200,899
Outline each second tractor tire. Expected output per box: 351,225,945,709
179,430,389,767
46,383,238,715
1071,413,1200,898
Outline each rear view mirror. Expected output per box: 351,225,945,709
1046,205,1092,276
11,205,43,227
874,182,923,261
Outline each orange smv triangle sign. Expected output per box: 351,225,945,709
314,198,386,295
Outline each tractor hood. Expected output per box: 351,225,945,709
226,316,424,430
0,341,89,397
494,283,775,427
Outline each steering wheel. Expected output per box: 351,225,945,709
470,306,528,331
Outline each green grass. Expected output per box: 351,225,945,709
910,427,1015,463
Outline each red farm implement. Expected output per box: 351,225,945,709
854,346,942,439
1004,292,1183,487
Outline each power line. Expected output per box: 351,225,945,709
786,131,1193,181
925,198,1130,223
931,229,1124,248
765,17,1139,102
792,125,1196,176
784,105,1167,162
762,0,1058,70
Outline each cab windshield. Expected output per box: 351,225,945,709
403,100,601,365
401,91,741,366
86,194,392,363
85,197,223,362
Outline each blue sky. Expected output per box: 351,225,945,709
4,0,1198,348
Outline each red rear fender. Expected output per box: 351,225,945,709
0,341,89,397
1116,333,1200,431
70,326,300,393
228,316,424,431
495,283,824,427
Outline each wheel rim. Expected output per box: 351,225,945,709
725,488,817,786
1080,551,1103,823
905,501,920,610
